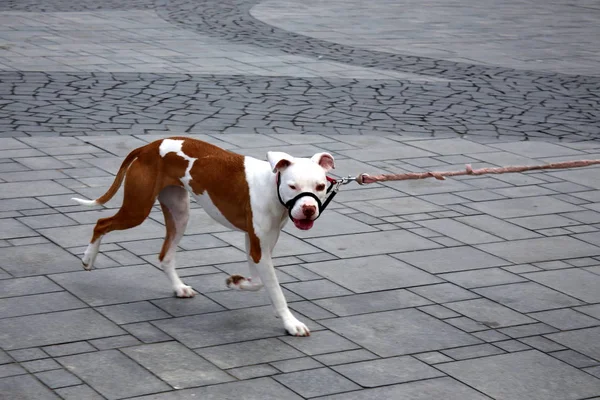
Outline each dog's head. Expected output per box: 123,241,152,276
268,151,335,230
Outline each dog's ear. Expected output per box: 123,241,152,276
267,151,294,173
311,152,335,172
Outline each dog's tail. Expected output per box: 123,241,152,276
72,147,143,207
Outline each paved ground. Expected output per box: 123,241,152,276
1,0,600,399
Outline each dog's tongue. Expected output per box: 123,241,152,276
293,218,314,230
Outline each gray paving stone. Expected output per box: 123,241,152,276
6,348,43,362
524,269,600,303
418,304,461,319
50,265,173,306
438,350,600,400
528,309,600,330
54,384,104,400
409,283,479,303
306,229,440,258
89,335,141,350
319,377,490,400
42,342,96,358
283,210,378,238
0,181,72,199
441,344,505,360
313,349,378,366
384,176,474,196
520,336,567,352
96,301,170,324
314,289,431,317
333,355,444,387
0,374,60,400
477,236,600,264
289,300,337,320
0,309,124,350
195,338,304,369
0,276,62,298
545,327,600,360
1,243,81,277
419,218,501,244
444,316,490,333
414,351,454,364
393,246,509,273
152,294,225,316
0,363,26,378
280,330,360,356
576,304,600,319
228,364,279,380
153,306,310,348
270,357,323,373
440,268,526,288
351,197,444,218
0,218,36,239
322,308,481,357
274,367,360,398
551,349,599,368
0,291,86,319
498,323,559,338
508,214,581,230
282,279,352,300
133,377,304,400
493,339,531,352
122,341,234,389
445,298,536,328
58,350,170,399
302,255,441,293
468,196,582,218
122,322,173,343
474,282,584,313
21,358,61,373
35,368,82,389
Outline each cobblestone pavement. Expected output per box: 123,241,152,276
1,0,600,399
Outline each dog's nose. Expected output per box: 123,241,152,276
303,205,316,217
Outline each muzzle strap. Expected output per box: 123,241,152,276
276,173,338,220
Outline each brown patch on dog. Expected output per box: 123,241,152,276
84,136,263,262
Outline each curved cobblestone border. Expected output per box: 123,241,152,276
1,71,598,140
155,0,600,87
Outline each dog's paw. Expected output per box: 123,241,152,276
226,275,263,291
174,284,196,298
284,317,310,337
81,260,92,271
226,274,246,290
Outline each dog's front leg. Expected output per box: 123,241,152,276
255,249,310,337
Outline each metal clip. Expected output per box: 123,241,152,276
332,176,358,191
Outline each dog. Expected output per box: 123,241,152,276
72,137,335,336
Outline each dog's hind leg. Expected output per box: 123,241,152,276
158,185,194,298
83,159,157,270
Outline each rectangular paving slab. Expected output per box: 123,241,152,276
57,349,170,400
524,268,600,303
393,246,510,273
121,342,235,389
477,236,600,264
0,243,82,277
302,254,441,292
438,350,600,400
0,308,124,350
321,308,481,357
306,229,441,258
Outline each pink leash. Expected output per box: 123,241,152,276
351,159,600,185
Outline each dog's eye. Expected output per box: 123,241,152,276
316,184,326,191
288,184,297,190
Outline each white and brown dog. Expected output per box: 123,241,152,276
72,137,335,336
